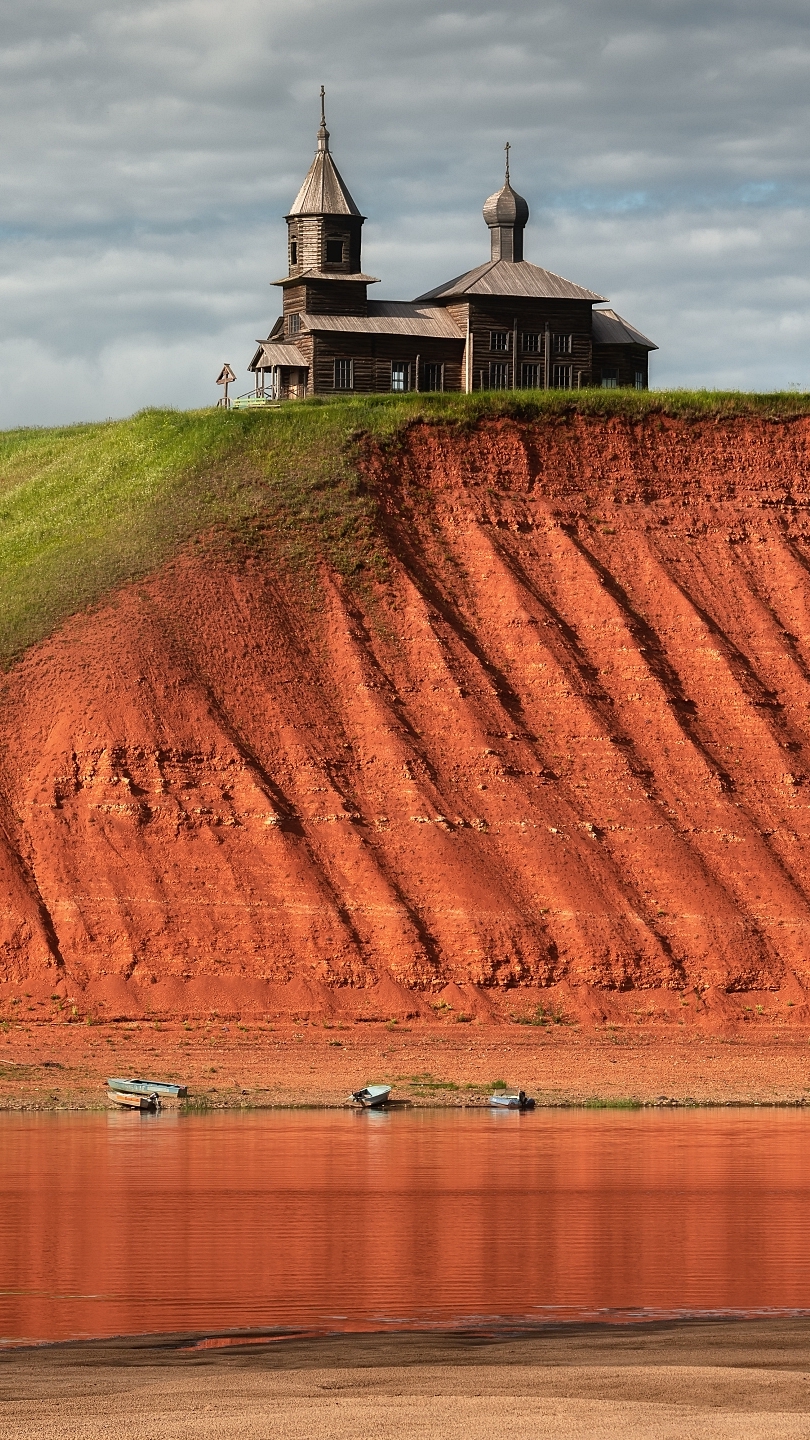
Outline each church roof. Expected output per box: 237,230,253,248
415,259,605,304
591,307,658,350
301,302,464,340
273,269,379,287
288,92,362,217
249,341,307,370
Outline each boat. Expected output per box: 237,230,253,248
107,1077,188,1098
107,1090,160,1112
489,1090,536,1110
350,1085,392,1109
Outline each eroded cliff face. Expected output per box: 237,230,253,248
2,413,810,1015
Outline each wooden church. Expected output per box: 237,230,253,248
245,95,656,401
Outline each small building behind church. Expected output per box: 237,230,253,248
245,99,656,402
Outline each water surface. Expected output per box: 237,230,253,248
2,1109,809,1343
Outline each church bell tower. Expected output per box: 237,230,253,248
285,89,365,277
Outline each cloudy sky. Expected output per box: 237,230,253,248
1,0,808,425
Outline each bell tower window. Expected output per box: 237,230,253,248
289,239,298,266
325,235,345,265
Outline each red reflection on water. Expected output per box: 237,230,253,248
2,1110,810,1343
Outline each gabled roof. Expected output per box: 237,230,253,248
300,302,464,340
591,307,658,350
415,259,605,304
249,341,307,371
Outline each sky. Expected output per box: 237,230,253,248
1,0,808,426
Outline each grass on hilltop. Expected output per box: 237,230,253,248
1,388,809,669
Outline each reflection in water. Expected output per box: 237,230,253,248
1,1109,809,1343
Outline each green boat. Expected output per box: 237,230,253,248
107,1077,187,1098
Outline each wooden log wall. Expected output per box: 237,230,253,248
465,299,595,390
308,334,463,396
591,344,650,388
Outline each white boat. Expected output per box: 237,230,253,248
489,1090,535,1110
350,1085,392,1109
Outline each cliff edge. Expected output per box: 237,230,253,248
3,398,810,1021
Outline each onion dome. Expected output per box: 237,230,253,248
483,144,529,262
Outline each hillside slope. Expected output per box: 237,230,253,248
3,400,810,1019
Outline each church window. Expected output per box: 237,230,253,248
287,312,300,335
523,333,541,353
490,362,510,389
290,240,298,266
490,330,510,351
334,358,354,390
521,363,540,388
391,362,409,392
553,365,572,389
554,334,573,355
325,236,345,265
601,369,618,389
423,362,444,392
635,370,644,389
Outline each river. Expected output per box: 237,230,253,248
2,1109,809,1344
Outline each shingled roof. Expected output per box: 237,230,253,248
591,307,658,350
415,258,604,304
288,95,362,218
301,302,464,340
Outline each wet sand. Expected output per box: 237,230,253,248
1,1019,810,1109
3,1322,810,1439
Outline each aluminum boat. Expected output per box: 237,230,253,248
350,1085,392,1109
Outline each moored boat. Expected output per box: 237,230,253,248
107,1077,188,1098
489,1090,535,1110
107,1090,160,1112
350,1085,392,1109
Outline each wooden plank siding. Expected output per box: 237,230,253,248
283,281,370,317
285,217,365,278
465,298,594,390
591,344,650,389
308,333,463,396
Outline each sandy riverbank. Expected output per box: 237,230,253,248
3,1321,810,1439
1,1019,809,1109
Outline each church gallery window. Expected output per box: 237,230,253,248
553,365,572,389
521,363,540,388
554,334,573,355
391,362,409,392
490,330,510,351
334,358,354,390
325,235,345,264
635,371,644,389
601,369,618,389
490,362,510,389
423,363,444,392
522,333,541,353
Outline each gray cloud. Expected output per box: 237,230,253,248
0,0,808,424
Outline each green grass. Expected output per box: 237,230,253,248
2,388,809,667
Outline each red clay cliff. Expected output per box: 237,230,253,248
3,413,810,1028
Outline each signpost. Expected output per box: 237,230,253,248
216,364,236,408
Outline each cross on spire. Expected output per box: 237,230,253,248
504,141,511,184
317,85,330,151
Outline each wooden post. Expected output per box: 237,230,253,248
544,324,551,390
465,309,471,393
415,353,420,392
513,316,519,389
